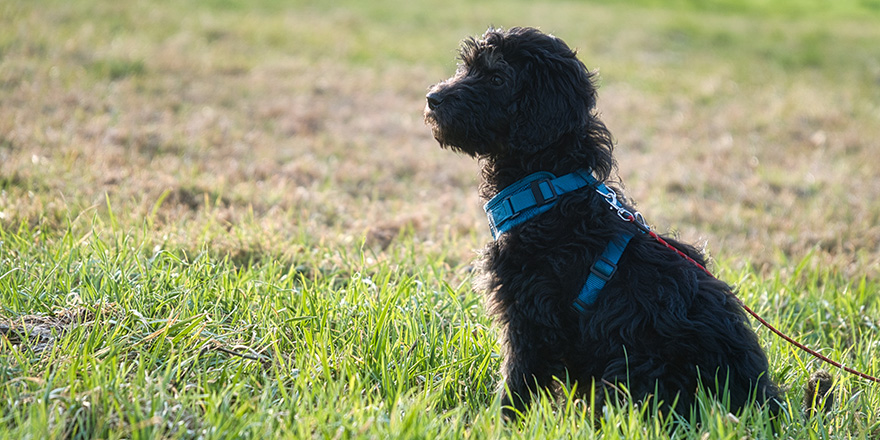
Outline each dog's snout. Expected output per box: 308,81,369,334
426,92,444,110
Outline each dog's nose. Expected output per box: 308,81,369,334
426,92,444,110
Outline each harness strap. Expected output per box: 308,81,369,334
483,169,597,240
483,169,646,314
572,232,634,313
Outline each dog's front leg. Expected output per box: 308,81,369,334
498,319,561,420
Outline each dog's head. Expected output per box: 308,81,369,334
424,27,601,158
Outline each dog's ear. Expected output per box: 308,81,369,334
508,43,598,154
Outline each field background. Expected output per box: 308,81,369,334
2,0,880,438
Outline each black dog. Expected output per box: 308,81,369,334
424,27,782,421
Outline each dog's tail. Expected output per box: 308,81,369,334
803,370,834,418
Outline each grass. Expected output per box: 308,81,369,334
5,222,880,438
2,0,880,437
0,223,493,439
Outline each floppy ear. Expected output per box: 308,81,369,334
509,48,598,153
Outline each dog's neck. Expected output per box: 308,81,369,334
478,134,616,202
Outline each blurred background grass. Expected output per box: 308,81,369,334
3,0,880,278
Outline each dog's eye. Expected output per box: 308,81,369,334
490,74,505,86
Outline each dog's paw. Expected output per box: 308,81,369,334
499,389,526,422
803,370,834,418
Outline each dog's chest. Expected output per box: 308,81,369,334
482,212,603,311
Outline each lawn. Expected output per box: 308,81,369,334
2,0,880,438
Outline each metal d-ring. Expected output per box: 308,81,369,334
633,211,648,228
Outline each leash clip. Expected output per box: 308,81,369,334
598,187,618,207
597,187,651,230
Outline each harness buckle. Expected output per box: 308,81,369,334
530,179,557,206
505,199,520,220
572,298,590,314
590,256,617,282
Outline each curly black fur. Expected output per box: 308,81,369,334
424,27,782,422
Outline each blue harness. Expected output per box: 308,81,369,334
483,169,644,313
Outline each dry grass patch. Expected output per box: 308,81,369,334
3,1,879,277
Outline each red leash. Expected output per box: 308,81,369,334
625,213,880,384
